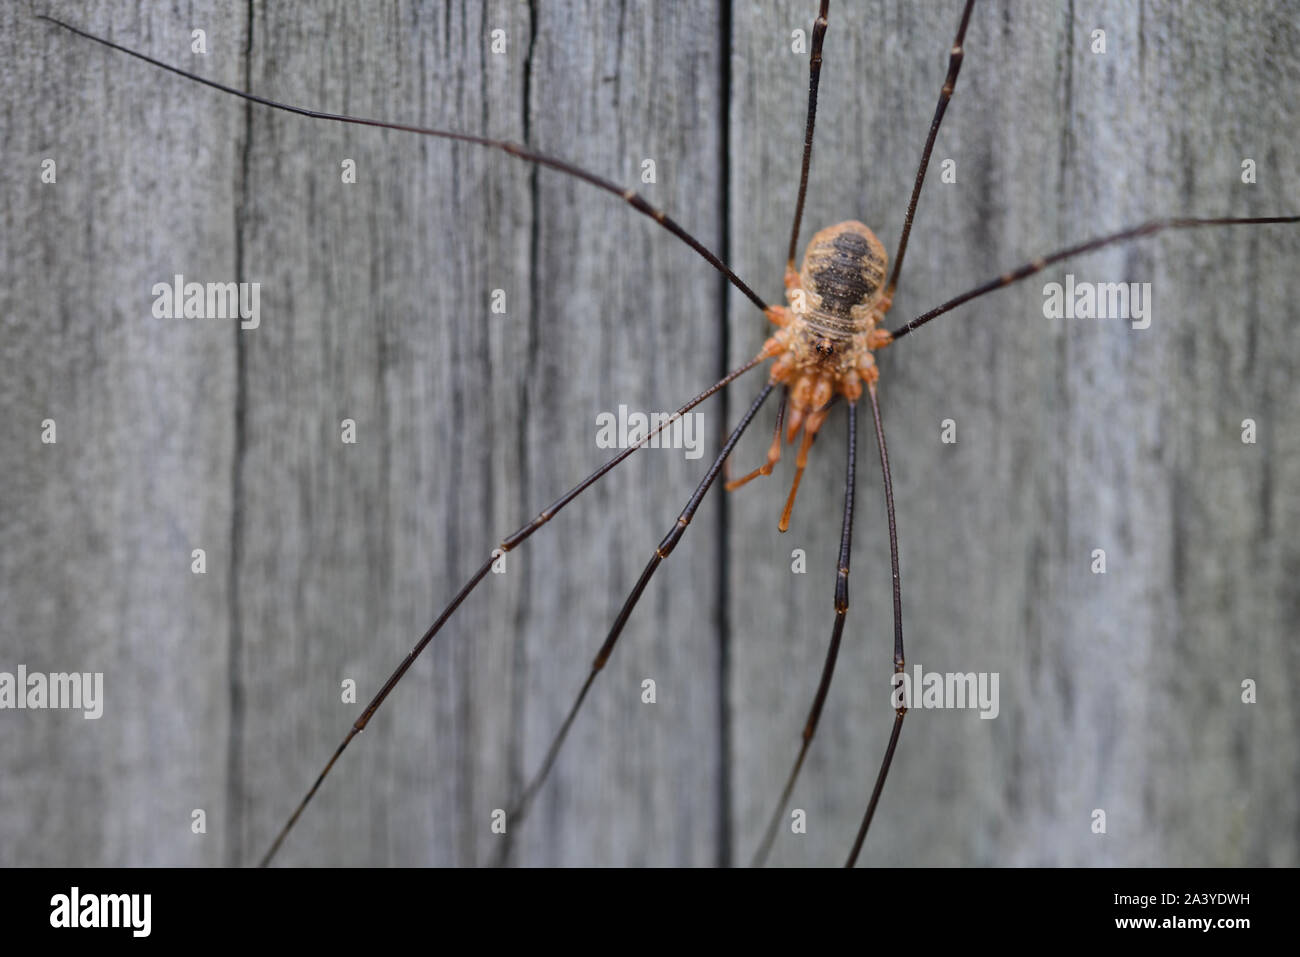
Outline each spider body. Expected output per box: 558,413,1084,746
752,221,896,528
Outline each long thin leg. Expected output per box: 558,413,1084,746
785,0,831,271
494,383,776,859
890,215,1300,342
846,381,904,867
883,0,977,303
750,400,857,867
38,14,769,315
258,355,765,866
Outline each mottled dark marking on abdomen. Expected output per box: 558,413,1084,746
810,231,881,315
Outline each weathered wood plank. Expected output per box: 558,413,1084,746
1,0,1296,868
0,1,242,866
729,0,1300,866
4,0,726,867
228,0,727,867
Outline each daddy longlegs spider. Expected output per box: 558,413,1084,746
15,0,1298,867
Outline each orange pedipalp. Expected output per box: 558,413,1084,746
778,471,804,533
725,426,784,492
778,415,823,532
726,465,770,493
784,406,806,445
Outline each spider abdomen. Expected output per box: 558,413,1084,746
797,220,888,340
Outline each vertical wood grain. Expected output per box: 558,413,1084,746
728,0,1300,866
1,0,1296,867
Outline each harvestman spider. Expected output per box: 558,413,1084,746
33,1,1298,866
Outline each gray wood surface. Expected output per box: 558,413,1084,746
1,0,1296,867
